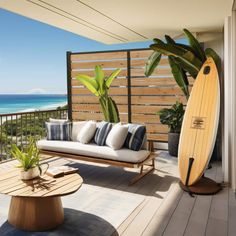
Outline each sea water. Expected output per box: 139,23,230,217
0,94,67,114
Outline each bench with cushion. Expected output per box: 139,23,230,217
37,119,155,184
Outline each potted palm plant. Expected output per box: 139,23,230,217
145,28,221,100
76,65,121,123
157,102,184,156
145,29,221,157
11,139,48,180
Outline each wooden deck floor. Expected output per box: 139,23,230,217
0,151,235,236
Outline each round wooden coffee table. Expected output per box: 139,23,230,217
0,169,83,231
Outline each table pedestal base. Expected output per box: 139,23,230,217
8,196,64,231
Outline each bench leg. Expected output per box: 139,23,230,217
130,158,155,185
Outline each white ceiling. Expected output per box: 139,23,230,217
0,0,234,44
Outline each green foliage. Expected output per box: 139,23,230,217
168,56,189,99
183,29,206,62
76,65,121,123
145,51,162,77
145,28,221,100
11,138,41,172
157,102,185,133
2,114,45,136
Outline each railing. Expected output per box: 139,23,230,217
0,108,68,162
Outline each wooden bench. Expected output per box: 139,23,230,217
39,140,156,184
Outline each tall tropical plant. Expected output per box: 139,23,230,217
145,29,221,99
76,65,121,123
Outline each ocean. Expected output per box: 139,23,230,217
0,94,67,114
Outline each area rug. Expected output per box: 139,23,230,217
0,184,144,236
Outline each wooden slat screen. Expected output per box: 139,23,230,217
70,51,129,123
68,49,189,142
130,50,187,142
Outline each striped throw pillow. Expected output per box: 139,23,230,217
45,122,71,141
124,124,146,151
94,121,112,146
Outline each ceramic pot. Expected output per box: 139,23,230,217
20,167,39,180
168,133,180,157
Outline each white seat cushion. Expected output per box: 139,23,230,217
37,140,150,163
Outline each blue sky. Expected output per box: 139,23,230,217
0,9,152,94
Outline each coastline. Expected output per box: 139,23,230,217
0,102,67,124
17,101,67,114
0,94,67,115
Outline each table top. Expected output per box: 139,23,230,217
0,168,83,198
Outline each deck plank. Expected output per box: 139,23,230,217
0,153,234,236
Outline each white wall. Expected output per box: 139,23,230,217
224,11,236,189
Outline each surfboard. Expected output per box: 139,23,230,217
178,57,220,186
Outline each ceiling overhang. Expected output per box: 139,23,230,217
0,0,234,44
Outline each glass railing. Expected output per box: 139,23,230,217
0,108,68,162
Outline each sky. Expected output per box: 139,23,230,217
0,9,152,94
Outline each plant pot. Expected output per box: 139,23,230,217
20,167,39,180
168,133,180,157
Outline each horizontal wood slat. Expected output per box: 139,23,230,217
147,134,168,142
72,78,128,87
146,124,168,133
131,87,182,95
132,114,160,123
130,78,178,86
69,49,191,143
130,50,154,58
71,60,127,70
72,112,128,122
72,104,128,113
71,69,127,78
72,87,128,96
131,96,187,105
131,105,171,114
71,51,127,61
131,58,169,67
131,68,172,77
72,95,128,105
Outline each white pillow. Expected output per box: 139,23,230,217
106,123,128,150
49,118,68,123
77,121,97,144
71,121,87,141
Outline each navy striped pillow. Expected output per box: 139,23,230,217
45,122,71,141
124,124,146,151
94,121,112,146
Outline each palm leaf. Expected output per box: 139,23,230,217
183,28,206,62
76,74,99,96
106,68,121,88
168,56,189,99
153,38,165,44
107,97,120,123
145,51,162,77
173,57,199,78
150,43,202,71
165,35,176,44
95,65,104,91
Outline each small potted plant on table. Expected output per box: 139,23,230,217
157,102,185,157
11,139,48,180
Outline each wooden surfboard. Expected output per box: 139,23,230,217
178,57,220,186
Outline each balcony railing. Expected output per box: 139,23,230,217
0,108,68,162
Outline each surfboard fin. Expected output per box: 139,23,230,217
185,157,195,197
